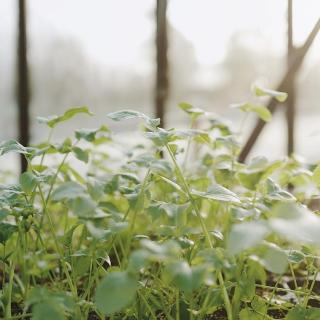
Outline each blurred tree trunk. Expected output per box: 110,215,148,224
286,0,295,156
238,18,320,163
155,0,168,127
17,0,30,172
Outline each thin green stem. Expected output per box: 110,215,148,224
5,261,15,319
303,266,319,307
176,289,180,320
36,185,78,303
123,169,150,260
165,144,233,320
256,283,313,296
183,118,196,170
137,291,158,320
189,294,194,320
263,275,282,320
289,262,298,290
166,145,213,248
39,128,54,167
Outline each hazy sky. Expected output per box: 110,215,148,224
0,0,319,71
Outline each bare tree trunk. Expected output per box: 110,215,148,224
286,0,295,156
238,18,320,163
155,0,168,128
17,0,30,172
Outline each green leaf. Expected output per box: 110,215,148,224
174,129,211,143
95,271,138,315
265,178,296,201
117,173,140,184
0,223,18,244
165,261,193,293
190,265,207,291
140,239,180,261
150,159,172,175
68,196,96,218
239,271,255,301
251,296,267,314
239,308,263,320
128,249,150,272
86,222,112,240
286,250,305,264
75,125,109,142
107,109,160,130
61,224,81,248
145,128,210,146
132,154,172,175
0,140,30,156
238,171,263,190
145,129,172,146
37,107,93,128
247,156,269,172
228,221,270,255
253,85,288,102
109,220,129,233
269,203,320,245
20,172,37,194
51,181,85,201
87,179,105,201
286,306,320,320
27,287,51,306
0,209,10,221
32,302,64,320
107,110,145,121
75,128,97,142
216,136,240,151
247,260,266,285
197,248,227,270
155,174,187,196
257,242,288,274
28,288,74,320
178,102,205,120
57,138,72,154
72,147,89,163
191,185,240,204
312,164,320,187
231,102,272,122
238,158,281,190
72,255,92,277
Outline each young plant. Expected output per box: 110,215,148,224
0,88,320,319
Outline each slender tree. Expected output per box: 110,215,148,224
155,0,168,127
17,0,30,172
286,0,295,156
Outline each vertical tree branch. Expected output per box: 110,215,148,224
286,0,295,156
155,0,168,128
238,18,320,163
17,0,30,172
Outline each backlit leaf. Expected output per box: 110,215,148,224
231,102,272,122
269,203,320,245
107,109,160,129
253,85,288,102
178,102,205,120
37,106,93,128
191,185,240,204
228,221,270,255
51,181,85,201
95,271,138,315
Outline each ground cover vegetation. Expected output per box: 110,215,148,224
1,87,320,319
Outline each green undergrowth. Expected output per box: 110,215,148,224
1,87,320,319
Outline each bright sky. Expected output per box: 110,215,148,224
0,0,319,68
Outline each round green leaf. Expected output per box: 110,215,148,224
95,271,138,315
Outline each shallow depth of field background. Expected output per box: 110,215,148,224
1,0,320,172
